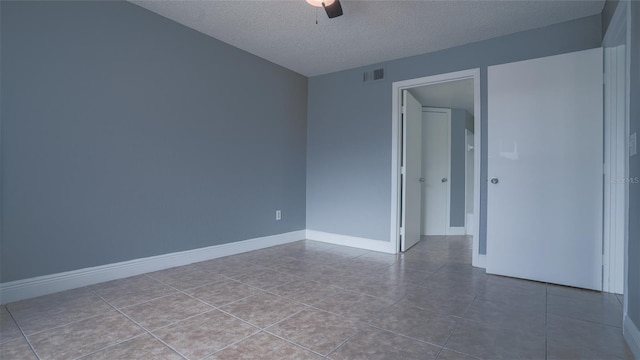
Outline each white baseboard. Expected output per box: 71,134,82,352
624,315,640,359
305,230,396,254
0,230,305,304
448,227,466,236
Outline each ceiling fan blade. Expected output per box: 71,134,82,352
323,0,343,18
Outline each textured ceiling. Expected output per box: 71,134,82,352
131,0,605,76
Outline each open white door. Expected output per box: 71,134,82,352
401,90,423,251
486,48,603,290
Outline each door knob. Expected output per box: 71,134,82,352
441,178,448,183
491,178,499,184
419,178,425,183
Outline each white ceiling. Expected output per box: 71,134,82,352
131,0,605,77
410,79,474,114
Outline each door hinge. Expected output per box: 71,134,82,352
401,166,405,175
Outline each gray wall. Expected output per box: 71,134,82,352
306,15,602,250
0,1,307,283
627,0,640,337
449,109,467,227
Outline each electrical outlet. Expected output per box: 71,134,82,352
275,210,281,221
630,132,637,157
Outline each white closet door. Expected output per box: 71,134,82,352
422,108,451,236
486,48,603,290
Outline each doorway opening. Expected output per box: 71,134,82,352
390,69,481,267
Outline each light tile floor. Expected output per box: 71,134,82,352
0,236,634,359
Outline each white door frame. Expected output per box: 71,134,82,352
391,68,482,267
465,128,475,236
602,0,631,299
603,4,628,295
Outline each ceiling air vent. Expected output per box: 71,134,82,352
363,68,385,83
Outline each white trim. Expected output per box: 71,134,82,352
623,0,631,324
391,69,481,266
0,230,305,304
477,254,487,268
466,213,474,236
391,82,402,251
603,44,627,294
306,230,396,253
624,315,640,359
603,0,628,46
602,0,629,296
448,227,466,236
472,70,482,268
465,128,475,229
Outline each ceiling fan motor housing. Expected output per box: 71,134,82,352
323,0,343,18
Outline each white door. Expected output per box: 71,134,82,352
422,108,451,236
486,48,603,290
401,90,423,251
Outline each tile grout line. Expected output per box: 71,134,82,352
94,288,189,312
434,320,459,360
550,315,625,329
71,333,150,360
10,290,150,360
202,328,263,357
90,291,190,360
303,294,451,351
322,328,364,359
4,307,43,360
145,331,191,360
93,279,286,360
89,241,471,359
164,247,340,357
260,306,365,358
261,329,329,358
105,266,263,311
5,290,125,339
434,275,487,360
160,283,259,327
261,306,310,331
170,279,315,336
359,321,448,350
253,286,456,354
